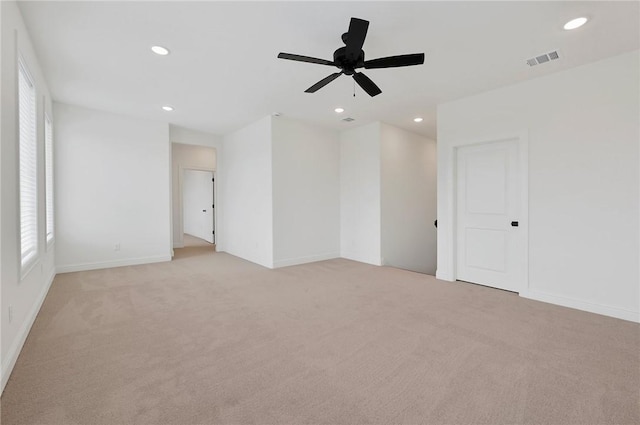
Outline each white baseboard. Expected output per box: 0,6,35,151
273,252,340,268
519,290,640,323
1,269,56,393
173,243,184,249
56,255,171,274
435,270,455,281
339,252,382,267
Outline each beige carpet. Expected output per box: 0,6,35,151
1,247,639,425
183,233,215,250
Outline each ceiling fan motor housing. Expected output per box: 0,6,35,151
333,46,364,75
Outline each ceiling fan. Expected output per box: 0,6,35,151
277,17,425,97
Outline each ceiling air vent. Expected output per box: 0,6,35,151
527,50,560,67
342,117,355,122
536,54,550,64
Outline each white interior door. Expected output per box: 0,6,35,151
183,169,214,243
456,139,524,292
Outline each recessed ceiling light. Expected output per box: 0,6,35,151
413,117,423,123
563,17,588,30
334,107,345,113
162,105,174,112
151,45,170,56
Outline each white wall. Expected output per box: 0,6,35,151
339,122,382,266
54,103,172,272
380,124,437,274
183,169,213,241
221,116,273,268
272,117,340,267
170,124,222,148
437,50,640,322
171,142,216,248
0,0,4,389
1,0,55,392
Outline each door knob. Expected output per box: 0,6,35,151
511,221,519,227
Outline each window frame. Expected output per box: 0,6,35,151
44,112,54,248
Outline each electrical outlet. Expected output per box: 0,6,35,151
114,243,120,251
8,305,13,323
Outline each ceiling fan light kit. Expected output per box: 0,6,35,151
277,17,425,97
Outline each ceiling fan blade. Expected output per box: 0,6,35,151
277,53,335,66
352,72,381,97
344,18,369,60
364,53,425,69
305,72,343,93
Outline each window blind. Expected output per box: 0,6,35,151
19,60,38,268
45,114,54,244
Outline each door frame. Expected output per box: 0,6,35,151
178,166,216,246
448,131,529,292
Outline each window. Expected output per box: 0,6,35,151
19,59,38,270
45,114,54,245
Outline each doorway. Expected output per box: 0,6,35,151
455,137,527,292
182,169,215,247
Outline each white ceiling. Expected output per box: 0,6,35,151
18,1,640,139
